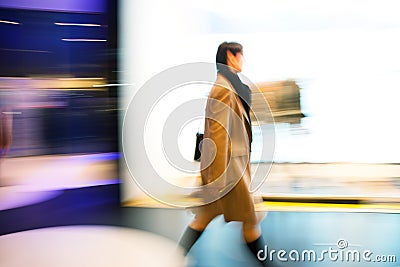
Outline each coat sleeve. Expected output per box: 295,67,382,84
201,85,234,185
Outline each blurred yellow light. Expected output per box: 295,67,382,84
0,19,20,25
61,38,107,42
55,22,101,27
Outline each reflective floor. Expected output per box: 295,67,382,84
1,184,399,267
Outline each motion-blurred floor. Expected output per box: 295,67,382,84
0,154,399,266
1,183,400,267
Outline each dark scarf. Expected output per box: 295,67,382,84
218,64,252,145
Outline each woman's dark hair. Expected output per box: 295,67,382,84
216,42,243,70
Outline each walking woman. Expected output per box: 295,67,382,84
179,42,270,266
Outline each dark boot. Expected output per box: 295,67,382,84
178,227,203,256
246,236,270,266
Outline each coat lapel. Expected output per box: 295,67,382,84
217,73,250,124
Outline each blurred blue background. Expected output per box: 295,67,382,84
0,0,118,157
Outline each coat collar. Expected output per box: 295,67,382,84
215,73,250,123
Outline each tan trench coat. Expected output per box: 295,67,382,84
196,73,257,225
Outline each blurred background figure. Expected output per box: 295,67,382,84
0,90,13,185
